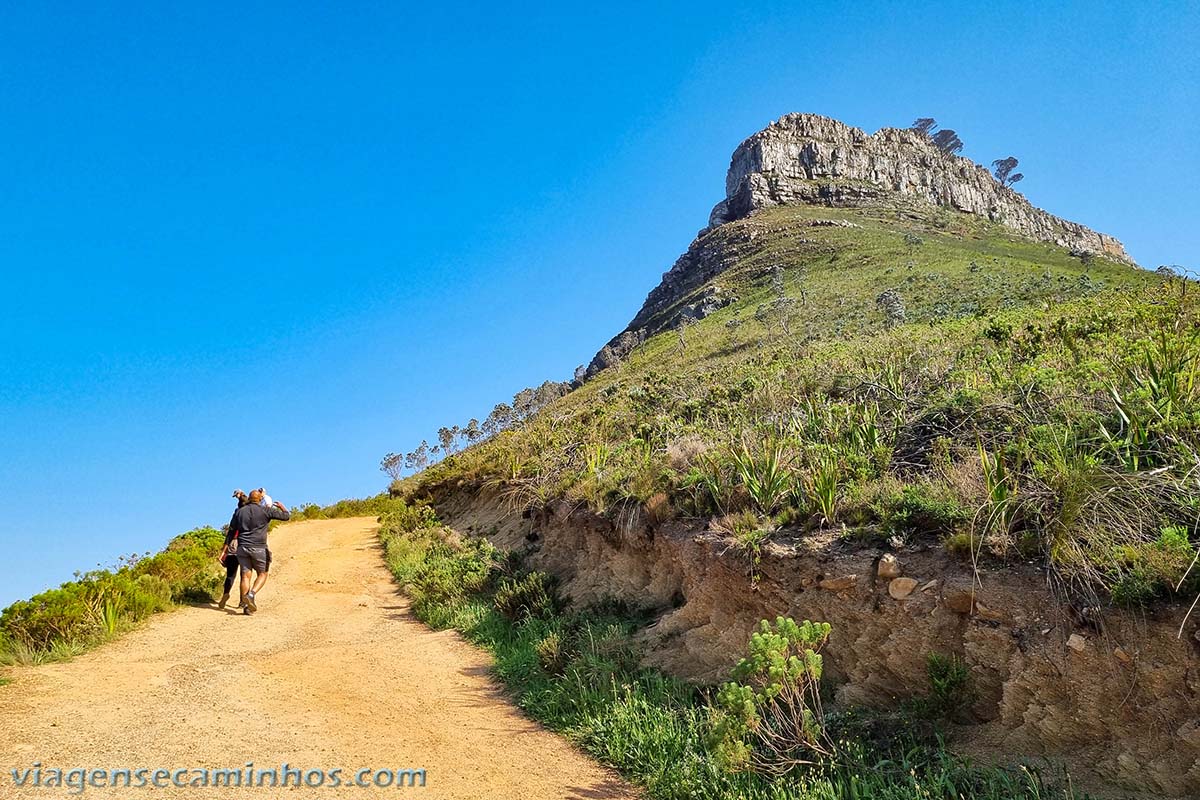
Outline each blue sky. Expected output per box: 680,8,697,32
1,1,1196,607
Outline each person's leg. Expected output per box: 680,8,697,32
219,560,237,609
223,560,238,592
251,570,269,595
239,567,252,605
243,548,269,614
256,548,271,594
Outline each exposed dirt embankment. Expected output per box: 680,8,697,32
439,489,1200,799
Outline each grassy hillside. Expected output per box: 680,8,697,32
406,201,1198,610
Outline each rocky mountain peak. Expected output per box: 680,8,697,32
709,113,1132,264
584,113,1137,379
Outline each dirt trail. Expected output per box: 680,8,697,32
0,517,635,799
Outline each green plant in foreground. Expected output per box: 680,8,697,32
98,597,121,637
883,485,969,538
709,617,834,775
535,631,569,676
1110,526,1199,607
977,441,1017,541
716,511,772,584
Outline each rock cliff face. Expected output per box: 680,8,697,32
585,113,1136,378
709,113,1133,263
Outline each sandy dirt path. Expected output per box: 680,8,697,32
0,517,636,799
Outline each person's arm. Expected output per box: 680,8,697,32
224,510,240,546
267,502,290,522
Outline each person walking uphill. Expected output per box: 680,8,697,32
231,489,290,615
218,489,250,610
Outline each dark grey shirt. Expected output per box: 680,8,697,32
230,503,290,549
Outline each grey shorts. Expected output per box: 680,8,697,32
237,546,269,573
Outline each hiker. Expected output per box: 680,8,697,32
231,488,290,615
217,490,249,610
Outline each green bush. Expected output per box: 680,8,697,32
881,485,969,538
0,526,222,662
296,493,411,521
1110,526,1198,607
535,631,569,676
494,571,561,622
924,652,973,720
707,617,834,775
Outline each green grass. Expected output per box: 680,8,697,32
376,500,1089,800
400,201,1200,610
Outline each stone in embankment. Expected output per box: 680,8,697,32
877,553,902,579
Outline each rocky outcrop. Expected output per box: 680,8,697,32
585,113,1137,379
440,489,1200,799
709,113,1134,265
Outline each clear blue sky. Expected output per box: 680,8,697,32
1,1,1196,607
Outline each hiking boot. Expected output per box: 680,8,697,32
218,592,230,610
243,606,255,616
244,592,257,613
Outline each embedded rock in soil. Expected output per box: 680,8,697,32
877,553,902,579
818,574,858,592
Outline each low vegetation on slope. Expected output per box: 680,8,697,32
403,203,1200,611
376,498,1087,799
0,527,225,665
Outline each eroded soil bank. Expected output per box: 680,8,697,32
439,488,1200,799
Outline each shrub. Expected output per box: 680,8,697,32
384,502,440,534
1110,526,1198,607
0,527,222,661
924,653,973,720
731,439,793,515
707,617,834,775
535,631,569,676
494,571,561,622
411,535,498,610
882,485,969,538
943,531,977,558
566,621,642,687
377,504,499,618
315,494,409,520
809,455,840,524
